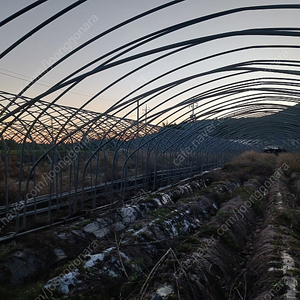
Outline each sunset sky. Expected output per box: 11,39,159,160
1,0,300,124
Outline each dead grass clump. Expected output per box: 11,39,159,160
202,169,226,182
171,234,245,300
0,178,19,205
217,197,255,248
0,156,19,181
223,151,276,177
290,173,300,206
276,152,300,176
245,228,280,298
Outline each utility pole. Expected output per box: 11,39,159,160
142,104,150,134
189,101,198,121
51,118,54,143
136,99,140,138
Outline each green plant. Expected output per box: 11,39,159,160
149,208,171,218
219,232,240,251
0,280,45,300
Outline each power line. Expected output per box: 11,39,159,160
0,68,117,102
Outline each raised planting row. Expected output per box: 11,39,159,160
1,151,300,300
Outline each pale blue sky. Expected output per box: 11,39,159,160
1,0,300,123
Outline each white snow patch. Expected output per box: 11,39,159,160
83,221,110,238
157,284,173,296
282,251,298,299
212,203,218,210
84,253,105,268
282,251,295,272
84,247,115,268
164,220,178,237
182,219,191,232
45,270,81,294
153,198,162,206
161,194,172,204
132,227,146,236
268,251,298,299
103,266,118,277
